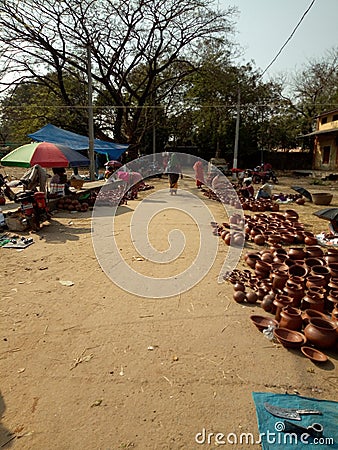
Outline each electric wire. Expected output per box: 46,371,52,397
261,0,317,78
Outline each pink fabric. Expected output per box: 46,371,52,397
117,171,142,184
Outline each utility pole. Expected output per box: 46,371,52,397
233,88,240,171
87,43,95,181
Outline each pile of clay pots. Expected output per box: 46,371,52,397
213,209,319,249
227,245,338,351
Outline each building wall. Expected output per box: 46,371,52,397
313,134,338,170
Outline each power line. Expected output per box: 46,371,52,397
261,0,317,78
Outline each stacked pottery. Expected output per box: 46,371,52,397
279,306,303,331
304,317,337,349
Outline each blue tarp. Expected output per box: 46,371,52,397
28,124,129,160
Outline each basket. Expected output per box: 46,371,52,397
70,179,84,189
312,192,333,206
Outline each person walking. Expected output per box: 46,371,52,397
193,160,205,188
167,153,182,195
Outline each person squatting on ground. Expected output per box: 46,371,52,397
239,179,254,198
256,183,272,200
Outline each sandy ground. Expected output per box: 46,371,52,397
0,170,337,449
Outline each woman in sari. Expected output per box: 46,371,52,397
193,160,205,188
167,153,182,195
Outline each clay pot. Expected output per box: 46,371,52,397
273,295,292,321
271,271,289,291
284,209,299,221
246,291,258,304
304,318,337,349
234,282,245,292
302,309,329,326
287,247,306,260
305,246,324,258
328,263,338,278
304,257,325,269
301,291,325,312
254,234,265,246
261,293,275,312
311,265,330,282
279,306,303,331
306,275,326,289
245,253,260,269
233,291,246,303
304,236,318,246
325,249,338,265
332,305,338,323
283,281,304,308
327,290,338,311
255,260,272,275
261,252,273,263
288,264,308,278
296,197,305,205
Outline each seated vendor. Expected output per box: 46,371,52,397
239,179,254,198
50,168,71,196
256,183,272,200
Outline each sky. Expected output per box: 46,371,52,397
219,0,338,79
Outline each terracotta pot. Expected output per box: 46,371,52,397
306,275,326,289
325,250,338,265
261,293,275,312
245,253,260,269
304,317,337,349
305,246,324,258
287,247,306,260
233,291,246,303
332,305,338,323
302,309,329,326
279,306,303,331
273,295,292,321
283,282,304,308
301,291,325,312
304,257,325,269
254,234,265,246
284,209,299,221
271,271,289,291
288,264,308,278
327,290,338,311
328,263,338,278
311,265,330,282
233,282,245,292
304,236,318,246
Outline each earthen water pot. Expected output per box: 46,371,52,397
304,317,337,349
271,270,289,291
328,263,338,278
302,309,329,326
284,209,299,222
305,246,324,258
327,290,338,311
245,253,260,269
279,306,303,331
311,265,330,283
288,264,307,278
304,257,325,269
261,293,275,312
325,249,338,265
306,275,326,290
273,295,292,321
304,236,318,246
301,291,325,312
287,247,306,261
283,281,304,308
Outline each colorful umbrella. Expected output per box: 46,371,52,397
0,142,90,168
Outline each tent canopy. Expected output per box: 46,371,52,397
28,124,129,160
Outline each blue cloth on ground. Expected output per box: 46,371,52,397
252,392,338,450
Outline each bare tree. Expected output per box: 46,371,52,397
0,0,237,153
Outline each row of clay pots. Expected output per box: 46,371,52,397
230,270,338,349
